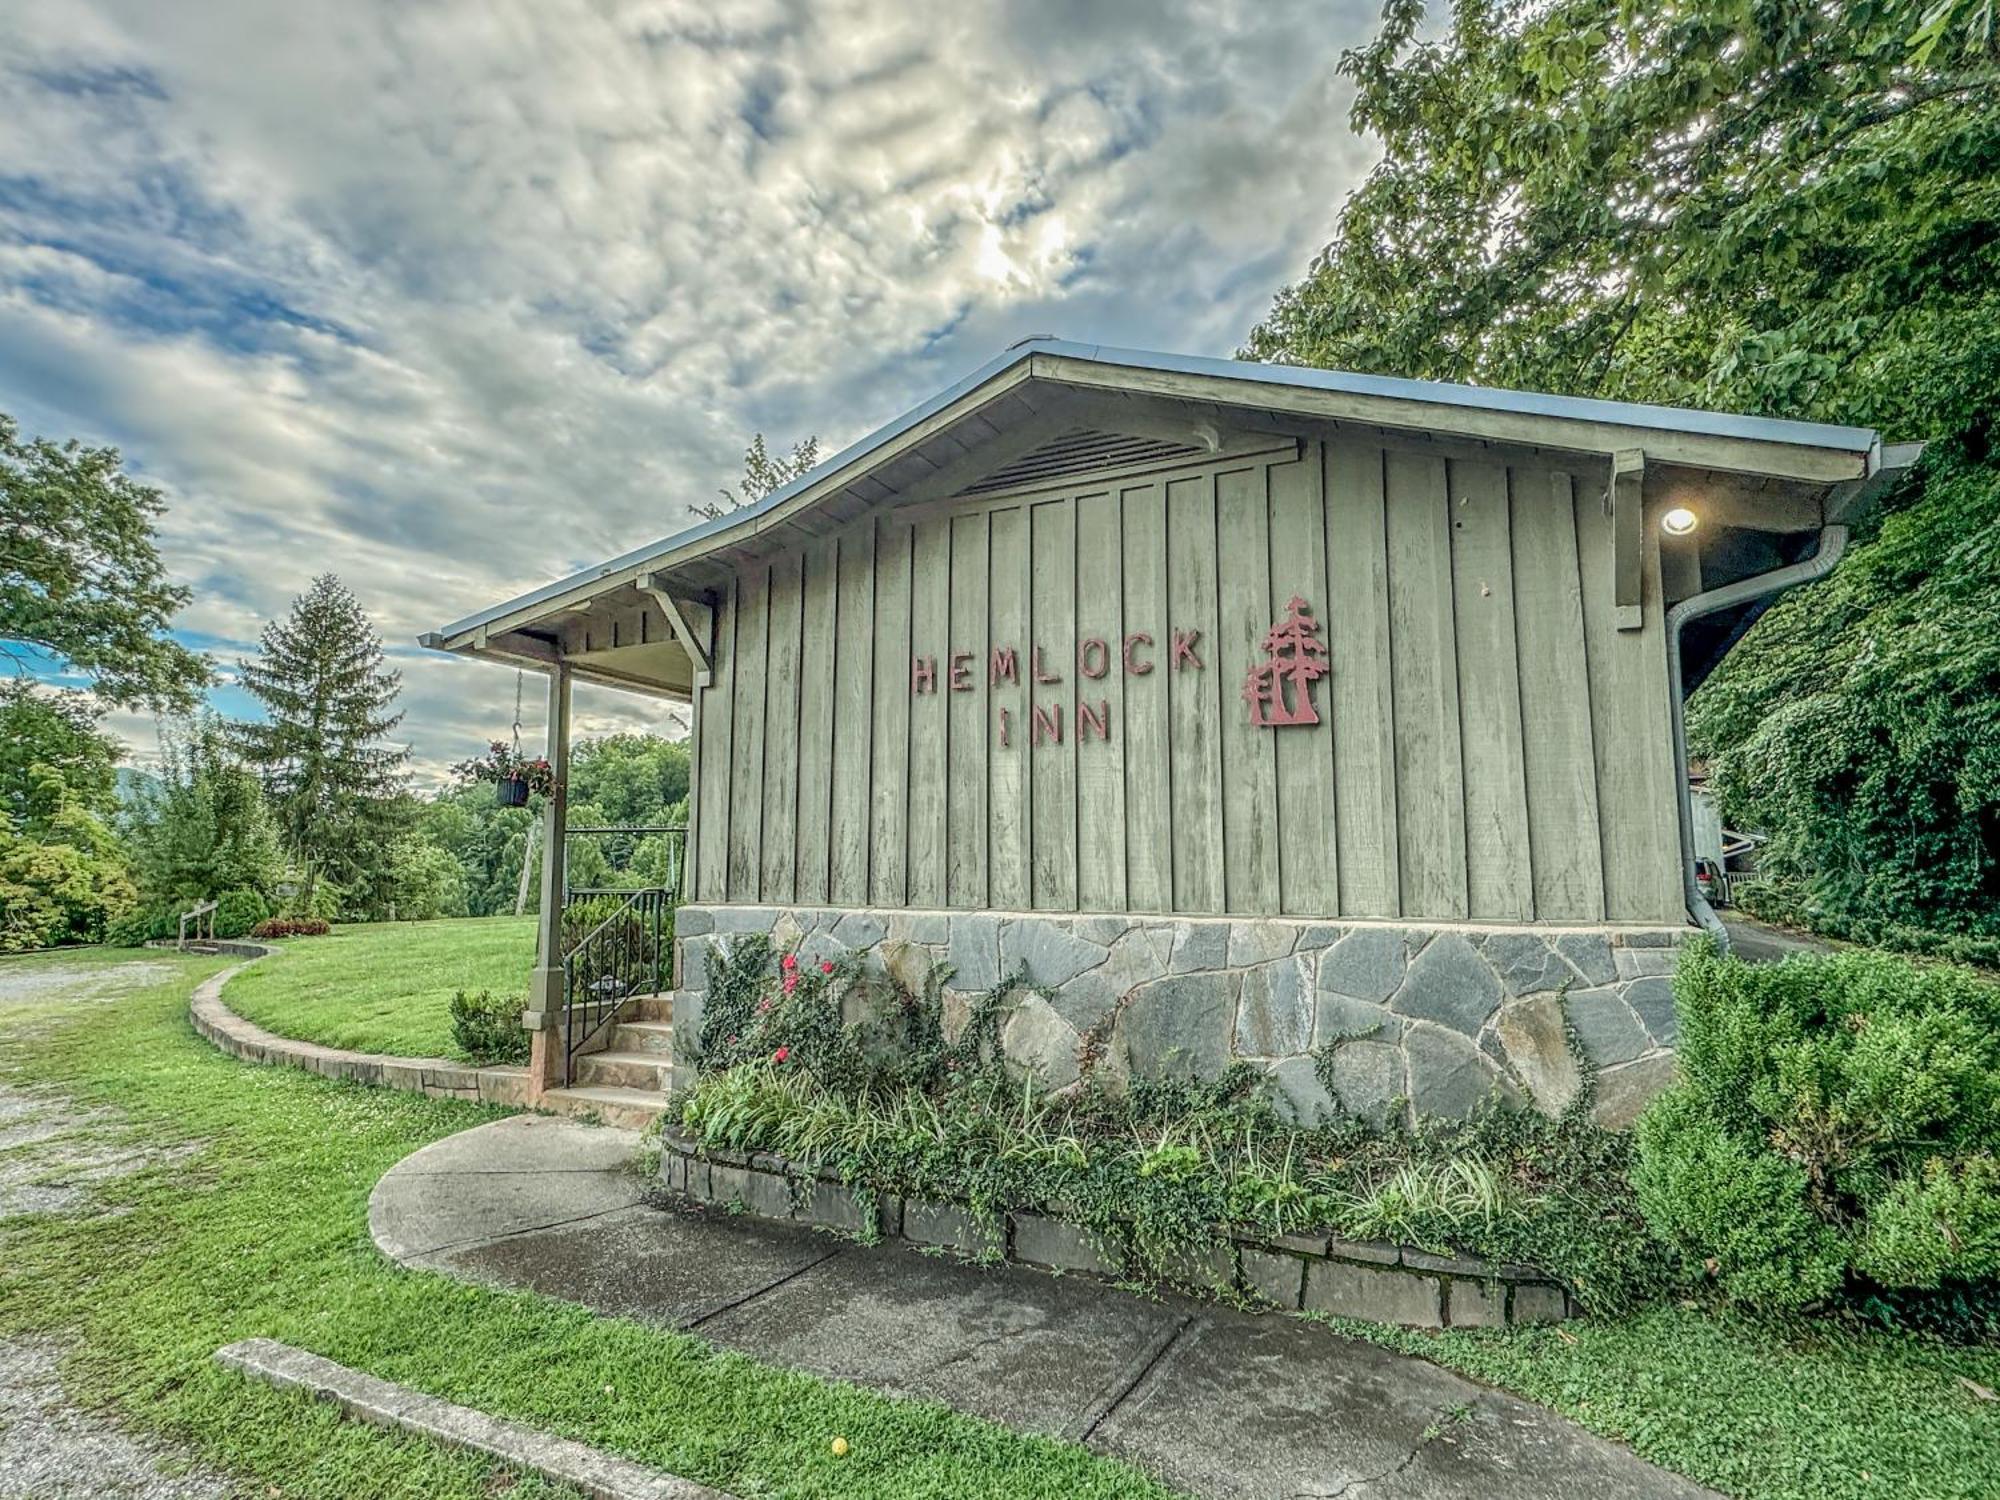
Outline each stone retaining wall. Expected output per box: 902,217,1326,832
148,937,277,960
660,1127,1573,1329
189,958,531,1106
671,905,1686,1128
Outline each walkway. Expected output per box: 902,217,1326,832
370,1115,1713,1499
1721,913,1839,964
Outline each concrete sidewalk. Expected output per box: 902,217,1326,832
369,1114,1713,1500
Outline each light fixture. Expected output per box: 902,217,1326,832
1661,506,1698,536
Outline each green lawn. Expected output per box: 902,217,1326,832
0,947,1172,1500
222,916,536,1058
11,945,1998,1499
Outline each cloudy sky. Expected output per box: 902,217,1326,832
2,0,1383,785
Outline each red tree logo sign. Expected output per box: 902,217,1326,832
1242,596,1329,727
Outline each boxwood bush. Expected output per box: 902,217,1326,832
1633,938,2000,1323
213,888,270,939
103,904,176,948
449,988,529,1065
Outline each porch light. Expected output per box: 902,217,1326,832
1661,506,1699,536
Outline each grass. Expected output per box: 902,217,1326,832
221,915,536,1058
1334,1307,2000,1499
0,947,1172,1499
9,944,1999,1498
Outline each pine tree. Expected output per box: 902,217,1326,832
235,575,409,909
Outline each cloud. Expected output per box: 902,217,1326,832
0,0,1381,783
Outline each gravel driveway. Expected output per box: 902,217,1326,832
0,952,237,1498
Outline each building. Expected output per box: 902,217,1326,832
424,339,1909,1127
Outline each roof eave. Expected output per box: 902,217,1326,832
423,338,1884,653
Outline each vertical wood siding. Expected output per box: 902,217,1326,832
690,436,1684,924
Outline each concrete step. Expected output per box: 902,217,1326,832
572,1049,671,1091
540,1085,668,1130
628,993,674,1024
609,1020,674,1057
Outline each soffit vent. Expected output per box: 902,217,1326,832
960,426,1205,496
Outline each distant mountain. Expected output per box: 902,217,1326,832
115,766,161,807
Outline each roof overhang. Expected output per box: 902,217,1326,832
424,338,1889,677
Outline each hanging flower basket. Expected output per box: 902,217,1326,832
453,741,559,804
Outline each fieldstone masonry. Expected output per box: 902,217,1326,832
671,905,1687,1130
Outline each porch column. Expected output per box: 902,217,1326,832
525,657,571,1098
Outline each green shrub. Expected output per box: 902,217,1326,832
1633,938,2000,1319
448,988,528,1065
0,815,136,952
213,888,270,939
103,904,176,948
1857,1156,2000,1289
249,916,330,939
1633,1089,1847,1308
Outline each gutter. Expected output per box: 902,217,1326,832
1667,527,1848,951
1664,441,1923,950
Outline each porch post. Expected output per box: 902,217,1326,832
525,657,571,1098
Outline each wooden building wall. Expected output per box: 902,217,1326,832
690,434,1685,925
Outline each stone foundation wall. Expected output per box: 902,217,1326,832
672,905,1686,1129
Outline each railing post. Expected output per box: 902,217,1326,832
525,658,571,1099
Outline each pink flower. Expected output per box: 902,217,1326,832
773,1046,790,1064
757,999,772,1013
781,952,798,971
782,973,798,995
726,1034,738,1045
820,960,834,974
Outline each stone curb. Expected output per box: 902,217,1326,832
147,937,280,960
214,1338,734,1500
187,950,531,1107
659,1128,1575,1329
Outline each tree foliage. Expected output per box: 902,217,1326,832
693,432,820,522
0,680,120,827
412,732,690,915
1689,445,2000,938
378,833,469,921
1,412,209,710
0,766,135,952
1248,0,2000,939
127,718,285,908
235,574,410,907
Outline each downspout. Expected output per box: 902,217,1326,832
1665,525,1849,954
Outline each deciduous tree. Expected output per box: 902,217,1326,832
1,413,209,710
693,433,820,521
0,681,119,826
129,717,285,907
1248,0,2000,940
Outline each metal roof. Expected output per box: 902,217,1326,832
426,337,1881,646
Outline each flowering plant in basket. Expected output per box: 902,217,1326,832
452,740,559,803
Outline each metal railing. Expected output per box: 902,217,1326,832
562,825,687,904
560,885,671,1084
